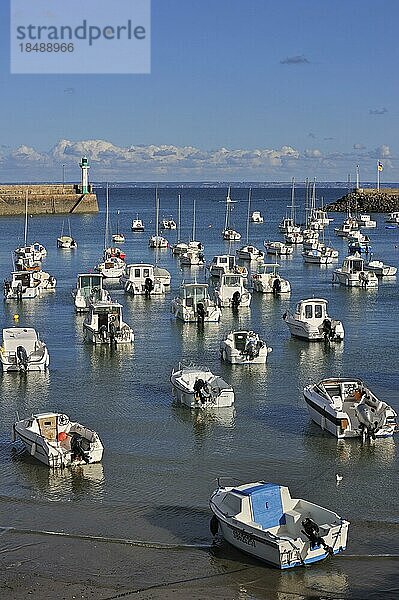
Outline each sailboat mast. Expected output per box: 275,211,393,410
192,196,196,242
291,177,295,223
224,186,231,231
104,183,109,249
155,188,159,238
246,188,252,244
305,177,309,228
177,193,181,242
24,189,28,246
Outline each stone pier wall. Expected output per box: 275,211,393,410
0,184,98,215
326,188,399,213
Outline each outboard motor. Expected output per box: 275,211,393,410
16,345,29,371
196,302,206,325
70,433,90,463
231,291,241,310
322,318,334,341
272,277,281,295
301,518,333,555
355,397,387,440
16,282,23,302
109,321,117,347
144,277,154,297
193,378,211,404
3,280,11,298
99,324,108,343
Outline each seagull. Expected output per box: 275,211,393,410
336,474,343,484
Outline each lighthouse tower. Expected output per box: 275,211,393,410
80,156,90,194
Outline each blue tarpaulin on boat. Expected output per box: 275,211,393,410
234,483,285,529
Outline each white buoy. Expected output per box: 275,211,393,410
336,474,343,484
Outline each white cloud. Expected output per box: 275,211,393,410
0,139,395,181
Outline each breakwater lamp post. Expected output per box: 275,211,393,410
80,156,90,194
62,164,65,193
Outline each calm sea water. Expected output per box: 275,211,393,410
0,186,398,599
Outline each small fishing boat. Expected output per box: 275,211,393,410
57,220,77,249
72,273,111,312
4,271,41,300
149,235,169,248
264,241,294,256
131,216,145,231
121,263,167,295
285,231,304,245
251,210,264,223
96,255,126,279
302,248,334,265
161,218,177,230
220,330,272,364
153,265,171,287
207,255,247,278
283,298,344,341
251,263,291,294
385,211,399,224
358,214,376,228
171,282,221,323
180,248,205,266
15,242,47,263
236,245,264,261
334,218,359,237
13,412,104,468
365,260,397,277
215,272,251,309
210,479,349,569
83,301,134,345
332,253,378,287
170,363,234,408
303,378,398,439
0,327,49,372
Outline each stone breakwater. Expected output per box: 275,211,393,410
326,188,399,213
0,184,98,216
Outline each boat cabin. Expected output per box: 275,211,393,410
77,274,104,299
178,283,210,306
87,302,123,331
293,299,328,323
342,255,365,273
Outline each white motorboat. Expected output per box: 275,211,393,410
161,218,177,230
4,271,43,300
57,220,77,249
251,263,291,294
302,248,334,265
210,480,349,569
131,216,145,231
311,208,333,227
149,235,169,248
15,242,47,263
302,231,320,250
365,260,397,277
385,211,399,224
208,255,248,278
121,263,167,295
13,412,104,468
180,248,205,267
171,241,189,256
358,214,376,228
215,272,251,309
171,282,221,323
0,327,49,372
283,298,344,341
170,363,234,408
236,245,264,261
332,254,378,288
303,378,398,439
83,301,134,345
285,231,303,245
334,218,359,237
72,273,111,312
222,187,241,241
112,210,125,243
264,241,293,256
251,210,264,223
220,330,272,364
278,178,301,234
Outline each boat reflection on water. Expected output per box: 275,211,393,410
11,450,105,502
171,402,236,432
0,371,50,415
82,341,134,373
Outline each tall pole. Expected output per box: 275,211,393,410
356,164,359,189
177,193,181,243
246,188,251,244
192,196,196,242
24,189,28,246
377,162,380,191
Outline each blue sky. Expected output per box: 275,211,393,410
0,0,398,182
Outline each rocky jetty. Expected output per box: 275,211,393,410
326,188,399,213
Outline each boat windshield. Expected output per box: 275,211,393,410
223,275,241,287
183,285,208,302
79,275,102,289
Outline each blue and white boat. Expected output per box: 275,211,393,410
210,480,349,569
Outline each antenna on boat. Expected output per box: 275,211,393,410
24,189,29,247
177,193,181,243
104,183,109,250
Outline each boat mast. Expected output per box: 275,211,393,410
304,177,309,229
177,193,181,242
290,177,295,224
246,188,252,244
104,183,109,249
24,189,28,246
224,186,231,231
192,196,196,242
155,188,159,238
